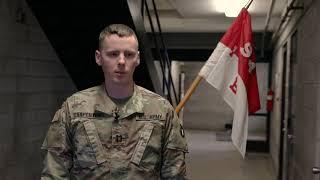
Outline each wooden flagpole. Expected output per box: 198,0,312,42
175,75,203,114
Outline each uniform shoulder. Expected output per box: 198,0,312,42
64,85,102,108
137,85,173,108
69,85,100,99
137,86,165,100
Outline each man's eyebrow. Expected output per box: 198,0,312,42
103,49,120,53
125,50,138,52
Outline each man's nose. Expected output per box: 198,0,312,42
118,53,126,64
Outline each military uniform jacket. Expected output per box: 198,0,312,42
41,84,188,180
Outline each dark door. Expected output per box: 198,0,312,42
286,31,298,180
279,31,298,180
278,42,287,180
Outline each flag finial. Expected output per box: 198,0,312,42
244,0,253,9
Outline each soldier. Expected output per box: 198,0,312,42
41,24,188,179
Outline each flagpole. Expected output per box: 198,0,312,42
244,0,253,9
175,75,203,114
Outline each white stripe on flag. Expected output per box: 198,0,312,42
199,42,248,157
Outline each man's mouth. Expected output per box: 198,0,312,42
115,71,126,75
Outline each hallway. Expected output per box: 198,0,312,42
1,0,320,179
185,130,276,180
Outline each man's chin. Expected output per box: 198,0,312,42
111,79,130,86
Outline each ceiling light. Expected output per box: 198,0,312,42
214,0,249,17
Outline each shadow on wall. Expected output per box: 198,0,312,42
0,0,76,179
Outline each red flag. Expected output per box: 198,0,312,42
220,9,260,114
199,9,260,157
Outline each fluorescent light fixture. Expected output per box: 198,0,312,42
214,0,248,17
214,1,227,13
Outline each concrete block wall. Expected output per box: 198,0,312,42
0,0,77,179
294,1,320,179
182,61,233,131
270,0,320,179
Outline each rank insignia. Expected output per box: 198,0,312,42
180,124,185,137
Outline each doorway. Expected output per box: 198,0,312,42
279,31,298,180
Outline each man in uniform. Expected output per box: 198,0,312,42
41,24,188,179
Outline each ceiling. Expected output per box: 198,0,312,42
144,0,287,32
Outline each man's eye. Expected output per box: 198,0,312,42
107,52,119,57
124,52,136,59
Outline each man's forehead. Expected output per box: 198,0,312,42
102,35,138,49
104,34,137,42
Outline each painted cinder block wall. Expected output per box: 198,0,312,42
270,0,320,179
0,0,76,179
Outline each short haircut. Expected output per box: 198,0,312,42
98,24,138,49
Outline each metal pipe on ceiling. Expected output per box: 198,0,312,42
260,0,276,58
271,0,303,42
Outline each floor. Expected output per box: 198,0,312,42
185,130,276,180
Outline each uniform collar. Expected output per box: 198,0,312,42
95,84,144,119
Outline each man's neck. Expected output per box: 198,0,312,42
104,81,134,99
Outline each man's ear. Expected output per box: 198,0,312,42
95,50,102,66
136,51,140,66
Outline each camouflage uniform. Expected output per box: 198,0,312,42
41,84,188,179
